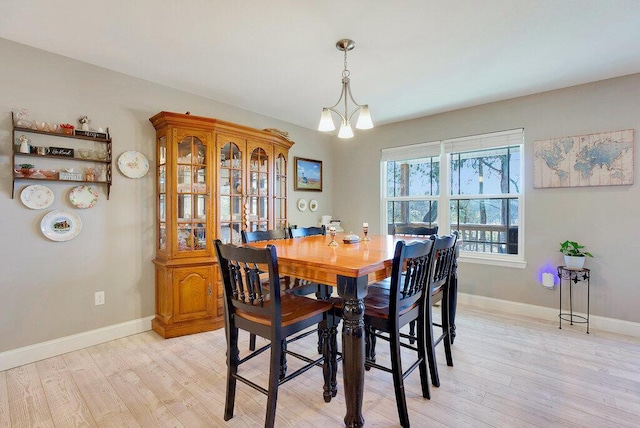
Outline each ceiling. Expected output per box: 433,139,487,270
2,1,640,132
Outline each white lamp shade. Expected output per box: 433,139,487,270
318,108,336,131
338,122,354,138
355,105,373,129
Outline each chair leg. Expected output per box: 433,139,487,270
330,320,339,397
408,320,416,344
249,333,256,351
265,335,282,428
316,285,330,354
389,329,410,428
320,317,332,402
442,294,453,367
425,301,440,387
224,326,240,421
279,340,287,380
365,325,376,370
416,312,431,400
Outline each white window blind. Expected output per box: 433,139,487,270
443,129,523,154
381,141,441,162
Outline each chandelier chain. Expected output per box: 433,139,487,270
342,49,350,78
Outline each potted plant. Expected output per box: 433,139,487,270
17,163,35,177
559,240,593,269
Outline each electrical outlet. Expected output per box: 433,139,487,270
95,291,105,306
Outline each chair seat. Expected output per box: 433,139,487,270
237,294,333,327
331,292,417,320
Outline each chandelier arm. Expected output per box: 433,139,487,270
323,82,348,123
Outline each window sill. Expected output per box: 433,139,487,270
458,253,527,269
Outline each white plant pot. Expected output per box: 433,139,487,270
564,255,585,269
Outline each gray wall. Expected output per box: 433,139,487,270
2,35,638,356
0,38,333,353
332,73,640,323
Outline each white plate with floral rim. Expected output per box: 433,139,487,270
69,185,99,209
309,199,318,212
117,150,149,178
40,210,82,242
20,184,55,210
297,198,307,212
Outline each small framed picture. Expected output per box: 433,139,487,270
294,157,322,191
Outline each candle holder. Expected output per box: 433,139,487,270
328,227,338,246
362,224,370,241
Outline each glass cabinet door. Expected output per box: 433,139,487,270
176,135,207,252
219,141,243,244
274,153,287,230
158,136,167,250
247,147,269,232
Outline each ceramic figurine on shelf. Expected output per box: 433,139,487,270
79,115,90,131
18,135,30,153
99,165,107,182
85,167,96,182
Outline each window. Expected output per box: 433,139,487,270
382,129,525,266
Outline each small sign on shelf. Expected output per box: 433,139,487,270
74,130,108,139
59,171,84,181
49,147,74,157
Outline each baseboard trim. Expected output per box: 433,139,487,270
458,293,640,338
3,296,638,372
0,316,154,372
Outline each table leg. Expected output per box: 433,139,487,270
337,274,368,428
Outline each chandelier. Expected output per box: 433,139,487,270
318,39,373,138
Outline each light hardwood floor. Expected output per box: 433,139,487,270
2,305,640,427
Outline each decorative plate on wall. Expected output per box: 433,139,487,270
40,210,82,242
297,198,307,212
20,184,54,209
118,151,149,178
309,199,318,212
69,185,99,209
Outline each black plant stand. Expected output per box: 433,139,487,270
557,266,590,334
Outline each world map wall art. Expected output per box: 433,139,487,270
533,129,634,188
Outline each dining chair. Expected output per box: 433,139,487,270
393,224,438,237
389,223,438,341
241,228,290,351
241,228,289,243
214,240,335,427
288,225,326,238
286,225,329,297
365,234,458,388
424,233,457,388
331,239,437,428
288,225,332,353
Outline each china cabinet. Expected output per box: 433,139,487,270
11,112,113,199
149,111,293,338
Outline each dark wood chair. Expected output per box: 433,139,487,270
339,239,437,428
241,228,289,243
214,240,335,427
286,225,329,297
387,224,438,341
288,225,331,353
288,225,326,238
240,228,289,351
393,224,438,236
424,233,457,388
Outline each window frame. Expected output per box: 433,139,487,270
381,129,526,268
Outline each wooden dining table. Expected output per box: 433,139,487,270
246,233,406,427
